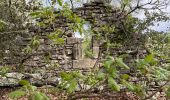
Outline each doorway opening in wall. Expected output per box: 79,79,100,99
74,22,95,58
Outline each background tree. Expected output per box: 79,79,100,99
0,0,42,64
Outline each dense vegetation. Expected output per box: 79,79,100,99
1,0,170,99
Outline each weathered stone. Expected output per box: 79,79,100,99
73,59,96,69
59,60,66,65
65,49,72,55
39,39,44,43
93,47,99,58
66,37,82,44
73,43,82,60
65,45,73,49
33,56,40,61
0,73,24,86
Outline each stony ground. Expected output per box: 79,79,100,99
0,87,166,100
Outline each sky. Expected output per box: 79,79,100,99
41,0,170,33
131,0,170,32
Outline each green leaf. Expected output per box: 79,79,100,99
37,22,46,27
108,77,120,91
51,0,57,5
30,11,42,17
54,38,64,44
120,74,129,80
103,56,113,69
31,92,49,100
48,31,65,45
154,69,168,80
122,80,134,91
115,58,129,69
32,39,40,48
67,79,77,93
23,46,32,53
19,80,30,86
144,54,154,63
103,60,112,69
0,19,7,25
60,71,74,81
0,19,7,31
123,0,131,5
133,84,145,97
26,85,37,91
108,66,117,78
166,87,170,99
9,90,26,99
136,59,147,68
0,66,9,76
96,71,105,81
57,0,63,6
48,32,58,39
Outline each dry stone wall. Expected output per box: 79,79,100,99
24,1,125,70
0,1,126,86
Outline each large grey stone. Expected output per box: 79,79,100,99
73,59,96,69
0,72,24,86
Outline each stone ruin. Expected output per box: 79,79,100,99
0,1,127,86
0,1,167,99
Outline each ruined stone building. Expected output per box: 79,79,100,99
0,1,167,100
0,1,129,86
1,1,126,69
0,0,142,87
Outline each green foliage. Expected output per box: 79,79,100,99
153,67,170,80
48,30,65,45
9,90,26,99
84,49,94,58
23,46,32,54
30,8,54,19
84,73,98,85
166,87,170,99
23,36,40,54
120,74,129,80
59,71,84,93
122,80,134,91
57,0,63,6
9,80,49,100
19,80,30,86
31,36,40,49
123,0,131,5
108,76,120,91
96,71,105,81
115,58,129,69
82,36,94,58
0,66,9,76
30,92,49,100
60,3,86,35
132,84,145,97
0,19,7,31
